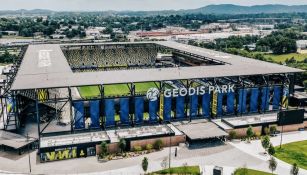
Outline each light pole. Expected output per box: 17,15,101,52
27,133,31,173
168,126,172,173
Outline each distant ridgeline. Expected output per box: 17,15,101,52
2,4,307,16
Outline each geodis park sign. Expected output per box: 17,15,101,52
146,85,235,101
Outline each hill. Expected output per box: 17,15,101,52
1,4,307,16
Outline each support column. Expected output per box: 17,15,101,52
99,85,104,129
68,87,73,133
130,83,135,126
35,89,41,151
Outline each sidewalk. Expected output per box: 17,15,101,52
229,131,307,175
0,131,306,175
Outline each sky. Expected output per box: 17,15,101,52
0,0,307,11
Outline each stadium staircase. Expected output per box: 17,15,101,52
2,47,26,131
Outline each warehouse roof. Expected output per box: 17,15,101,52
11,41,303,90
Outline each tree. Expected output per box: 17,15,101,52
269,126,277,135
268,143,275,156
154,139,163,150
229,130,237,140
142,157,148,173
261,135,271,153
246,126,254,143
268,157,277,174
118,138,126,153
100,141,108,158
290,163,299,175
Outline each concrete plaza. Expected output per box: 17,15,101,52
0,131,306,175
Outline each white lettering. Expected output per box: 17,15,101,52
221,85,228,93
188,87,196,96
179,88,188,96
164,89,172,98
229,84,235,93
199,86,206,95
160,84,235,98
214,86,221,93
173,88,179,97
209,86,215,94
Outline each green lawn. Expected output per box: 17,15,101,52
263,53,307,63
134,82,159,93
234,168,273,175
274,140,307,170
78,86,100,99
78,82,159,99
150,166,200,175
105,84,130,96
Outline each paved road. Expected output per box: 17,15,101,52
0,131,306,175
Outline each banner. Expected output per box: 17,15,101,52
90,100,100,128
250,88,259,113
212,92,218,116
282,86,289,108
40,147,78,162
163,97,172,121
105,99,115,127
272,86,281,110
176,95,185,119
238,89,247,114
73,101,85,129
6,97,15,113
135,97,144,124
38,89,49,102
217,93,223,116
261,87,270,112
190,95,198,118
149,100,158,123
120,98,130,125
227,91,235,114
202,93,210,117
159,93,164,120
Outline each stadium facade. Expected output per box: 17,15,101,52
0,41,306,162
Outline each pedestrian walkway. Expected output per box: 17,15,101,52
0,131,306,174
229,131,307,175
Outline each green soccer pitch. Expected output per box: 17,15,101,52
78,82,159,99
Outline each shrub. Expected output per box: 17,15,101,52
100,141,108,158
229,130,237,140
119,138,126,153
145,143,153,150
154,139,163,150
254,131,261,139
268,143,275,156
246,126,254,142
133,145,142,152
261,135,271,153
264,127,270,135
270,125,277,134
142,157,149,173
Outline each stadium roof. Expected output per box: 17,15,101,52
11,41,304,90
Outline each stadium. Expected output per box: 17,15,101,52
0,41,306,162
